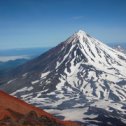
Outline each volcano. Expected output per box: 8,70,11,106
1,30,126,125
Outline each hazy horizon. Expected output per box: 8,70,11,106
0,41,126,50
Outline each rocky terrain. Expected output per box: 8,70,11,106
0,90,79,126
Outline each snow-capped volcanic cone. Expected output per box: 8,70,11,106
1,30,126,125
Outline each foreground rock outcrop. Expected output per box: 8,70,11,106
0,90,79,126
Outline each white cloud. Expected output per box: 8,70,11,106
0,55,30,62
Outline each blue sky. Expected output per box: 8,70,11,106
0,0,126,49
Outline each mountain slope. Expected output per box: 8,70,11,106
0,30,126,125
0,90,79,126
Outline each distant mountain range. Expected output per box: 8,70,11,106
0,48,50,78
1,30,126,126
113,45,126,54
0,59,28,76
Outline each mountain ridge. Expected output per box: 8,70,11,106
0,90,79,126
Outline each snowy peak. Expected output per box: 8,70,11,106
1,29,126,125
76,30,88,36
76,30,91,43
1,30,126,125
65,30,91,45
66,30,101,49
